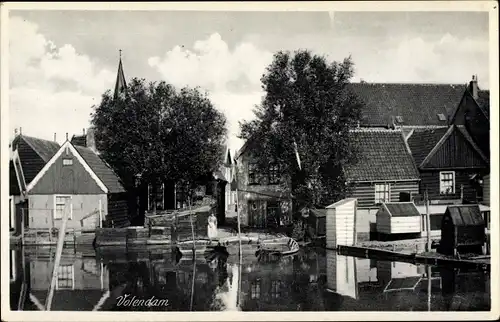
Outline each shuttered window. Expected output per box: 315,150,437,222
54,196,72,220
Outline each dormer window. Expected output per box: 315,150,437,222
437,113,446,121
395,116,404,123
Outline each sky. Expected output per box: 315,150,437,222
8,10,490,153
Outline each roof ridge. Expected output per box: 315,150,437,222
350,82,467,87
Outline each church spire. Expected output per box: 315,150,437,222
114,49,127,99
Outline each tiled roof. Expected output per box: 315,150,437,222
310,208,327,218
71,134,87,147
348,83,466,126
346,130,420,182
16,135,60,162
383,202,420,217
406,127,448,166
9,161,20,195
74,145,125,193
11,135,61,184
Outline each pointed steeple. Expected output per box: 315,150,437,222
114,50,127,99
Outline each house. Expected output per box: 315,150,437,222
9,133,61,234
450,76,490,157
234,139,293,228
345,129,421,241
21,139,129,230
406,124,489,204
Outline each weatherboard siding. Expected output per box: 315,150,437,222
29,148,105,195
28,194,107,230
452,91,490,156
348,181,419,208
390,217,421,234
424,129,487,169
419,170,481,202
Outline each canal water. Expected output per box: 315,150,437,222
9,246,490,311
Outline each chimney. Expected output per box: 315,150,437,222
54,133,57,142
14,128,18,135
469,75,479,100
86,127,98,154
66,133,69,141
19,127,22,135
83,128,86,135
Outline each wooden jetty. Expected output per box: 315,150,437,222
337,245,490,269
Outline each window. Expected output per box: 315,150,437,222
54,196,72,220
395,115,404,123
271,280,282,299
268,163,280,184
148,183,165,211
437,113,447,121
56,265,74,290
248,163,259,185
62,158,73,166
374,183,390,204
251,280,261,299
440,171,455,194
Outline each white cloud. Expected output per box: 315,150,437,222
8,16,114,143
149,33,273,151
352,33,489,88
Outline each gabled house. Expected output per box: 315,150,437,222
406,124,489,204
344,129,421,241
450,75,490,157
9,134,61,234
234,139,292,228
23,139,129,230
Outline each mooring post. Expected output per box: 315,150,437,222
46,204,70,311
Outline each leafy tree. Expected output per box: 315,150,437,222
91,78,227,214
238,50,362,211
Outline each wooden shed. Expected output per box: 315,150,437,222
325,198,357,249
307,208,326,238
439,205,485,256
376,202,421,240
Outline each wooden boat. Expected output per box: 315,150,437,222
257,237,300,256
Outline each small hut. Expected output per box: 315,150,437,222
325,198,357,249
307,208,327,238
439,205,485,256
375,202,421,241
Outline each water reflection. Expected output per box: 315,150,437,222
10,245,490,311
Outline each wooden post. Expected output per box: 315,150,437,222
46,204,70,311
353,200,358,245
235,169,243,308
427,264,432,311
99,199,102,229
425,190,431,252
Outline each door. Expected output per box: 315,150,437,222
266,201,280,228
249,200,266,228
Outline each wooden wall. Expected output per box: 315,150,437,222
326,199,356,249
419,170,483,202
107,193,130,228
483,174,490,206
30,148,104,195
452,92,490,156
28,194,108,230
347,181,419,209
425,128,487,169
326,251,358,299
